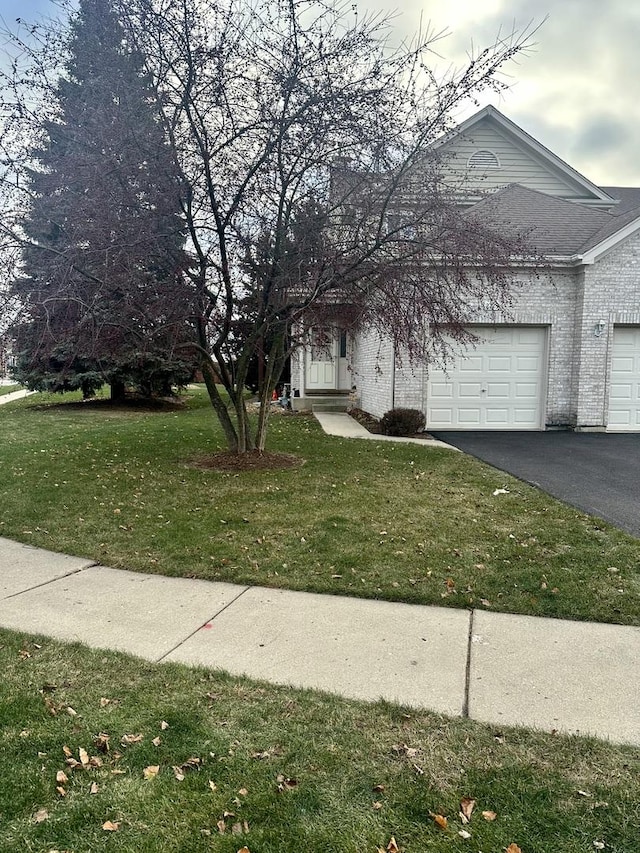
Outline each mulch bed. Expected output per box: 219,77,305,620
190,450,304,472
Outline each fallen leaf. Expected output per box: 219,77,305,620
238,787,248,796
429,811,448,829
593,844,605,851
387,839,400,852
216,819,226,834
276,774,298,791
79,747,90,767
482,810,497,821
237,848,251,853
99,697,111,707
56,770,69,785
120,733,144,746
505,845,522,853
209,780,218,792
90,782,99,794
460,796,475,823
373,801,383,810
458,829,471,839
94,733,110,753
373,783,385,793
143,765,160,780
56,786,66,797
160,720,170,730
152,736,161,747
62,745,73,758
577,790,592,798
173,766,185,782
102,820,120,831
66,706,78,717
33,808,49,823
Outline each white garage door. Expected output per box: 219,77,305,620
427,326,546,430
608,327,640,431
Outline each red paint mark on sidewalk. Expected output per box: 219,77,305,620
202,623,214,630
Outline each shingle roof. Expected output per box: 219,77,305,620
465,183,640,257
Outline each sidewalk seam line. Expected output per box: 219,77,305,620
462,609,475,719
3,562,99,601
156,585,251,662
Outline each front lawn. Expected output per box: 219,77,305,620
1,628,638,853
0,383,21,396
1,387,639,625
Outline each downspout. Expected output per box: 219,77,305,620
391,343,396,409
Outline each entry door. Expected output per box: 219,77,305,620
306,327,337,390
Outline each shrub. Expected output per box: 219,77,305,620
379,407,426,436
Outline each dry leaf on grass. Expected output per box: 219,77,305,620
102,820,120,831
94,733,110,753
33,808,49,823
90,782,99,794
120,733,144,746
505,845,522,853
459,829,471,839
276,774,298,791
152,736,162,747
459,797,475,823
173,766,185,782
482,810,497,821
160,720,170,730
237,848,251,853
143,765,160,780
56,770,69,785
429,811,448,829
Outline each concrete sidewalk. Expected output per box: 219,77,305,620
314,411,458,449
1,536,639,745
0,388,35,405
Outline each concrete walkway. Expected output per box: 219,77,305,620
314,411,457,449
0,388,35,405
1,535,639,745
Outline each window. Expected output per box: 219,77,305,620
467,150,501,169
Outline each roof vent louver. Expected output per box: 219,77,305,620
468,149,501,169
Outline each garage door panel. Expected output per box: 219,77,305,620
488,356,511,371
427,326,546,430
608,327,640,431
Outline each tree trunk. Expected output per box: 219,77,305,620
110,379,126,403
202,361,239,452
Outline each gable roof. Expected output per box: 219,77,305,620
438,106,618,208
466,183,640,259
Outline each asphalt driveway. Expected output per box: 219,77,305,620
431,431,640,539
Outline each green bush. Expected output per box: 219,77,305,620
379,407,426,436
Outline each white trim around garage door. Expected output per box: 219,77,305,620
426,325,548,430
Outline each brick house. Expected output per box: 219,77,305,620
290,106,640,431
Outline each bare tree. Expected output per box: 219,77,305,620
114,0,536,452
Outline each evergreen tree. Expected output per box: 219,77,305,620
11,0,196,400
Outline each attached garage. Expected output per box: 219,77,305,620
608,327,640,431
426,326,547,430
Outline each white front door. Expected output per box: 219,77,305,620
426,326,547,429
608,326,640,431
306,327,337,390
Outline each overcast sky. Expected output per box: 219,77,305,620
2,0,638,186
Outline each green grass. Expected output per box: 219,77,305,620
1,627,638,853
0,382,21,396
1,387,640,625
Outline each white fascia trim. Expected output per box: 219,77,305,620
438,106,617,206
575,215,640,265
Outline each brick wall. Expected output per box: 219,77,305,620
350,328,393,418
575,229,640,427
